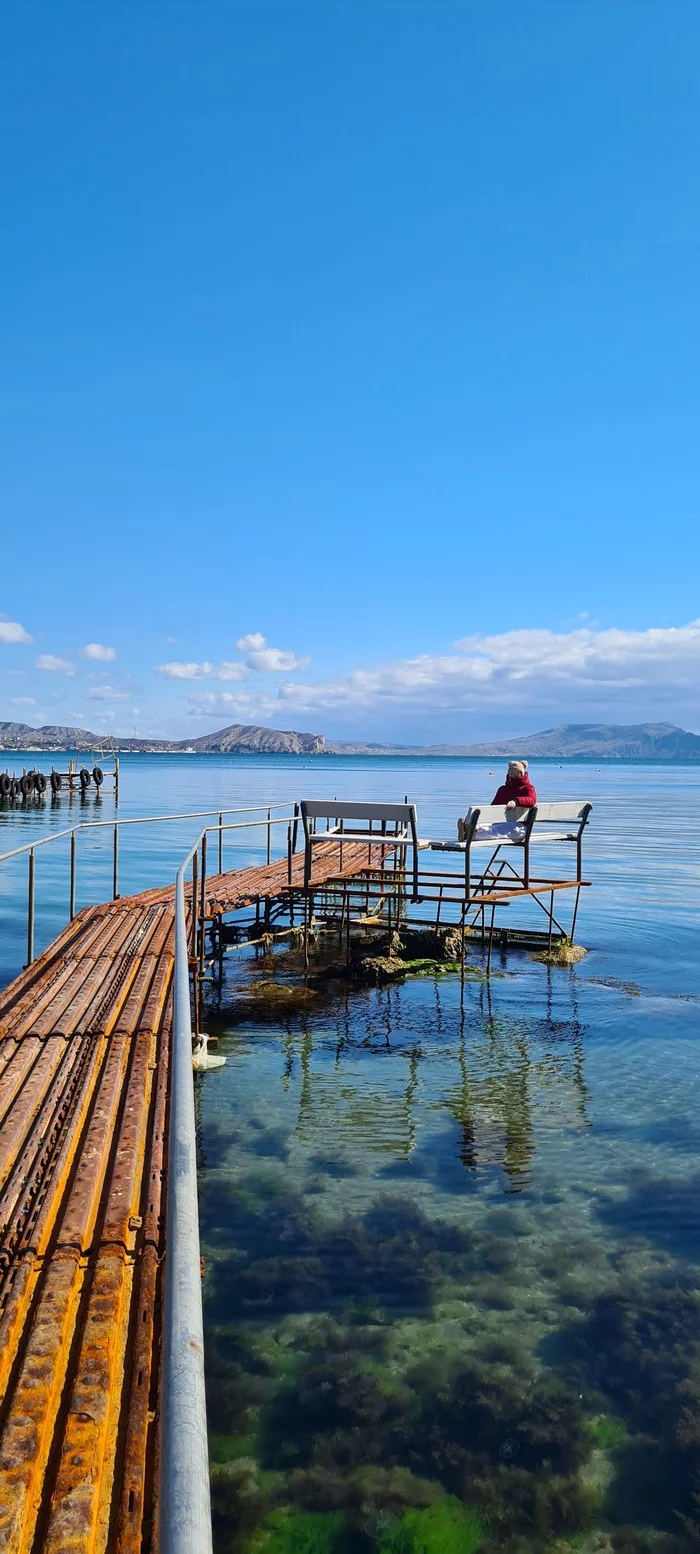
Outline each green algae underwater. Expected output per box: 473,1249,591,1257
194,926,700,1554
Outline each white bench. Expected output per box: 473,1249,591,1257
430,801,592,892
299,799,421,899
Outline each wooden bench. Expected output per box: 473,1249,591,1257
430,801,592,893
299,799,421,899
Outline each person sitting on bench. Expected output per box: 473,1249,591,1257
457,761,537,841
492,760,537,810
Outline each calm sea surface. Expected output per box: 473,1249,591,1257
2,754,699,1552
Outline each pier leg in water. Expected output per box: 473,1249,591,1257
486,901,496,975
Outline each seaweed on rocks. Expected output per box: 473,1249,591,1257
210,1457,270,1553
555,1273,700,1538
405,1350,593,1539
259,1509,353,1553
376,1495,486,1552
205,1328,274,1441
201,1177,477,1323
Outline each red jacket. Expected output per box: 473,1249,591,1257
492,774,537,808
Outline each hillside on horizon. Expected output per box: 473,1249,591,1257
328,722,700,758
0,719,324,755
2,718,700,760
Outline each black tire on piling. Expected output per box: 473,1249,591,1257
50,770,62,794
79,767,91,790
34,771,47,794
9,777,20,799
93,766,104,786
19,773,33,797
0,772,10,798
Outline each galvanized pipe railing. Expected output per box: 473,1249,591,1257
160,831,212,1554
0,802,295,967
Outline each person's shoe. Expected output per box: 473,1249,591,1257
457,817,466,843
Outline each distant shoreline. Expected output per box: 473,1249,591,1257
2,747,700,767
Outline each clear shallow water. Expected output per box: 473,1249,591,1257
2,754,700,1551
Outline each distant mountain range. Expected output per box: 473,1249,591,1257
327,722,700,758
0,720,324,755
2,718,700,760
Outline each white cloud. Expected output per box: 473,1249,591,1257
250,645,311,672
236,632,266,653
36,654,76,674
10,696,37,706
156,659,249,683
83,642,116,662
236,632,310,673
186,690,258,718
184,620,700,725
87,684,130,702
0,619,33,644
157,661,214,680
216,661,249,682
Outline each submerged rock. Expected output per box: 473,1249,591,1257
533,940,588,966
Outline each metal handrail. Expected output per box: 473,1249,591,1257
0,803,298,966
0,800,292,866
160,829,212,1554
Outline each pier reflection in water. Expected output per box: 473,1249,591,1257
196,956,700,1553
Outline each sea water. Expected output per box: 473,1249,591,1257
1,754,700,1551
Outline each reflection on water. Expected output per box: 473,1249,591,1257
198,957,700,1553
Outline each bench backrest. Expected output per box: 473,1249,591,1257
299,798,420,898
465,801,590,829
528,802,591,824
300,799,416,832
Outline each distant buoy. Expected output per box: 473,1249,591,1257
192,1033,226,1071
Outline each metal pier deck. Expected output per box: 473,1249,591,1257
0,840,376,1554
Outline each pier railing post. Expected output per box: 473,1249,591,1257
69,831,76,921
266,807,271,867
218,812,223,876
191,848,199,960
112,824,119,900
27,849,35,967
199,833,207,977
160,848,213,1554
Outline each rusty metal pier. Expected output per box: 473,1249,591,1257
0,811,410,1554
0,795,591,1551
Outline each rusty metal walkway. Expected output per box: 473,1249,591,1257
0,840,374,1554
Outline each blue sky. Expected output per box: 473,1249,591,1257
2,2,700,742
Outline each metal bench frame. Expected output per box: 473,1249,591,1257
299,799,421,901
464,801,592,896
430,801,592,899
